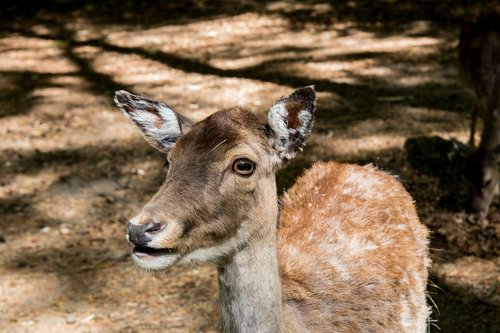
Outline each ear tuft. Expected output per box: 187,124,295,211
114,90,133,107
113,90,192,152
267,86,316,162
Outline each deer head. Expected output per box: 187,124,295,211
465,147,500,222
114,87,316,270
463,108,500,223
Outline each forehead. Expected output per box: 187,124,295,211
171,107,267,158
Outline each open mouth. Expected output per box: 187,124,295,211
133,246,178,257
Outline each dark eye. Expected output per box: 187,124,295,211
232,158,255,176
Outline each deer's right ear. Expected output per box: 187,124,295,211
114,91,193,153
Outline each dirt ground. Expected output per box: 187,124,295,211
1,1,499,332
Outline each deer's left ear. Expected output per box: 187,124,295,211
267,86,316,162
114,91,193,153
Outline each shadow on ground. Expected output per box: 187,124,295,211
405,136,470,210
1,1,499,332
428,278,500,332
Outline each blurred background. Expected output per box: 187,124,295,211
0,0,499,332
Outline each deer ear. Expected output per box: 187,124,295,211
267,86,316,162
114,91,193,153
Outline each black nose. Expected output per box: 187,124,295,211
127,222,163,246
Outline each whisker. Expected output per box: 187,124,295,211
211,139,227,152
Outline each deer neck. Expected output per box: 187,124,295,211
217,186,283,333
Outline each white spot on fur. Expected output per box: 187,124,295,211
394,224,407,231
381,239,394,247
401,272,409,285
343,170,384,200
283,245,301,257
328,257,350,280
343,237,379,257
400,298,412,330
412,271,422,286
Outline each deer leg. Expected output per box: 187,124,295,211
468,102,479,146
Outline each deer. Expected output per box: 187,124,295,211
113,87,430,333
459,5,500,224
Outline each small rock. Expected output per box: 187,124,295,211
97,159,110,167
16,261,27,269
81,313,95,323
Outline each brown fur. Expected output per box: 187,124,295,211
137,111,430,331
285,101,303,130
138,107,272,254
279,162,429,332
117,88,430,332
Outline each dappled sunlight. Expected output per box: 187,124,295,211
308,104,471,161
0,36,78,73
1,246,217,333
433,256,500,306
0,97,137,151
0,1,498,332
316,105,470,139
103,10,445,90
107,13,290,55
87,45,293,118
0,264,216,333
0,271,65,323
35,178,121,224
310,133,407,160
0,168,61,198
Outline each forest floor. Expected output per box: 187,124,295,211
0,1,499,332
